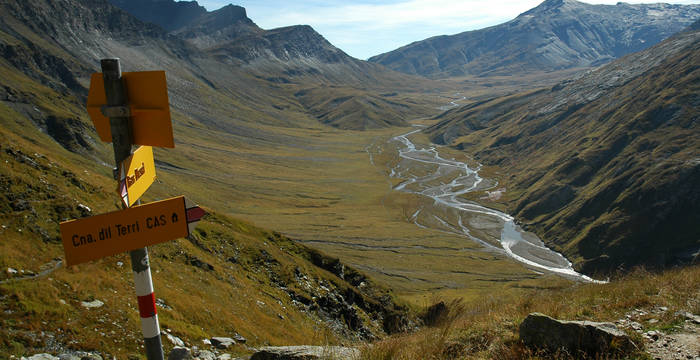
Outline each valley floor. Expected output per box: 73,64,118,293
188,121,576,305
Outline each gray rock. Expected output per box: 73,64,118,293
233,333,247,344
58,352,103,360
77,204,91,215
22,355,59,360
211,337,235,349
629,321,643,331
675,311,700,324
519,312,636,356
194,350,216,360
644,330,661,341
250,346,359,360
166,333,185,347
80,299,104,308
168,347,193,360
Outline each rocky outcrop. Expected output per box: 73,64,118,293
250,346,359,360
210,337,235,349
108,0,207,31
171,4,261,50
519,313,636,356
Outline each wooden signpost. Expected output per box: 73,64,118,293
60,196,204,266
59,59,203,360
87,70,174,148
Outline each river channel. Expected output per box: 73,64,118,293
387,128,603,283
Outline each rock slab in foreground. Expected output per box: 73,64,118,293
251,346,359,360
520,312,636,356
211,337,236,349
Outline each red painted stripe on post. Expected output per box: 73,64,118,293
137,293,157,318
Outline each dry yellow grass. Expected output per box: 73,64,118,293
359,265,700,359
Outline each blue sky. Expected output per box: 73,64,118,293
195,0,700,60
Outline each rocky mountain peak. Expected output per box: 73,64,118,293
207,4,250,24
523,0,584,15
184,3,256,33
369,0,700,78
108,0,207,31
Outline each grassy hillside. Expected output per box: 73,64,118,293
0,104,410,358
1,0,559,309
426,25,700,274
359,265,700,359
3,1,699,358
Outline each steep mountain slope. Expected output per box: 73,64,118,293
109,0,437,101
0,1,422,357
0,0,475,303
2,0,438,140
172,4,261,49
0,123,409,357
108,0,207,31
426,23,700,274
369,0,700,78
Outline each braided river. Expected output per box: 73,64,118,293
387,128,604,283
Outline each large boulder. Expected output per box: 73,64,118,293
520,313,636,356
167,347,193,360
250,346,359,360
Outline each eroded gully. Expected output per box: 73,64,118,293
385,128,604,283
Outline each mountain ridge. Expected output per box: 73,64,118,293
369,0,700,78
426,22,700,273
108,0,207,31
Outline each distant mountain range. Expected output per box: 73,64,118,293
426,20,700,273
0,0,438,155
108,0,445,129
369,0,700,78
107,0,388,82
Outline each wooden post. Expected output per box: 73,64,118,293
100,58,164,360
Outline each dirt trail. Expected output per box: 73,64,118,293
1,259,63,284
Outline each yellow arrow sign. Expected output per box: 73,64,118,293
60,196,204,266
118,146,156,207
87,71,174,148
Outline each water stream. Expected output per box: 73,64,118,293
387,128,604,283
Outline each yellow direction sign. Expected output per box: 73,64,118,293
60,196,205,266
118,146,156,207
87,71,174,148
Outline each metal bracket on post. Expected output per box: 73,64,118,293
101,105,132,118
100,58,164,360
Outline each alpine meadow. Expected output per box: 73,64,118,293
1,0,698,359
